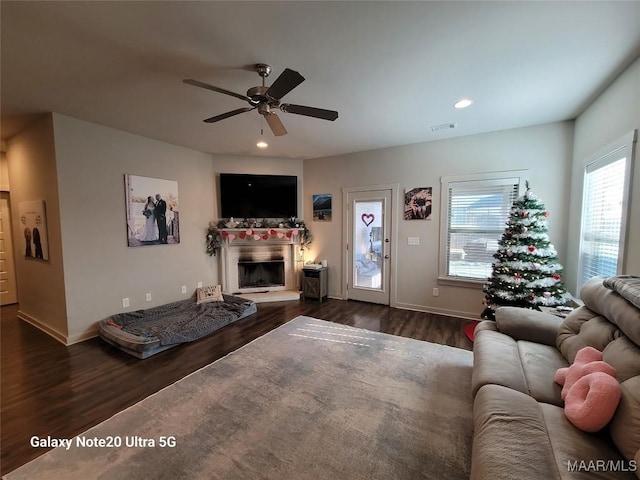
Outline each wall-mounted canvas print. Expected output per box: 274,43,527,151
312,194,332,221
19,200,49,260
404,187,433,220
125,174,180,247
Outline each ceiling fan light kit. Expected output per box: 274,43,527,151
183,64,339,138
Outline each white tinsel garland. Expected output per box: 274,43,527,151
495,260,565,274
497,245,559,257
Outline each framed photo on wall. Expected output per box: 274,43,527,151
19,200,49,260
312,194,332,221
125,174,180,247
404,187,432,220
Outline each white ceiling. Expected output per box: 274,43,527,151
2,1,639,160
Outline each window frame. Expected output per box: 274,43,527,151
438,170,528,287
577,130,637,292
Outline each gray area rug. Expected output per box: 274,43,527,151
5,316,473,480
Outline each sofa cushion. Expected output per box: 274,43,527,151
557,306,622,362
518,340,566,406
539,402,636,478
495,306,563,345
471,384,561,480
609,377,640,474
581,276,640,346
472,329,566,406
603,337,640,382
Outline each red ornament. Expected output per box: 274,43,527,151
521,211,528,218
262,233,269,240
528,295,535,301
543,211,550,217
221,231,229,238
269,229,277,235
505,231,513,237
238,232,246,239
553,273,561,280
286,231,293,238
528,245,536,252
514,273,522,279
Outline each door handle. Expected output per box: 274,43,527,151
384,255,390,259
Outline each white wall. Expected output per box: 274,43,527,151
53,114,218,342
7,114,69,340
304,122,574,318
566,57,640,289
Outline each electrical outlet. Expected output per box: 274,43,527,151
122,297,130,308
181,285,187,294
408,236,420,246
432,288,439,297
145,292,152,302
197,282,203,288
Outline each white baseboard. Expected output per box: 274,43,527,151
392,302,480,321
17,310,98,346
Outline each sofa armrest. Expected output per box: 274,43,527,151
495,306,563,346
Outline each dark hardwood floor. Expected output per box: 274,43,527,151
0,299,473,475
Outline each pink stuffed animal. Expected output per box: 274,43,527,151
554,346,621,432
554,346,616,399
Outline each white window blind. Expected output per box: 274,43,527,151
579,155,628,287
578,130,636,291
440,172,526,282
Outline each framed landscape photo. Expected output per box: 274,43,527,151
125,174,180,247
312,194,332,221
404,187,432,220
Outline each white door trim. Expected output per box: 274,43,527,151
342,183,399,306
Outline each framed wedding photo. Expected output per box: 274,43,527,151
125,174,180,247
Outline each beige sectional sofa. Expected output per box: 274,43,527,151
470,276,640,479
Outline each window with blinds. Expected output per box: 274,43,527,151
439,171,527,282
578,131,636,290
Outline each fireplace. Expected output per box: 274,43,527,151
238,260,285,289
220,235,301,295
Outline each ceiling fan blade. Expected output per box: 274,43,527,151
183,79,250,102
204,107,255,123
264,112,288,136
266,68,305,101
280,103,339,121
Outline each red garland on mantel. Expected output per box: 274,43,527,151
220,228,301,243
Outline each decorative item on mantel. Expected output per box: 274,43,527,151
205,218,312,256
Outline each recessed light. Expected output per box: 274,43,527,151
256,140,268,148
454,98,473,109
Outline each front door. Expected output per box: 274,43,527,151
345,188,392,305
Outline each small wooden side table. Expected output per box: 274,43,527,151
302,267,328,302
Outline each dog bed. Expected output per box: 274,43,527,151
99,295,257,358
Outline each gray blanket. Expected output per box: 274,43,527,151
110,295,255,345
603,275,640,309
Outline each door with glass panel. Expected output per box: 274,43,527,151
346,189,392,305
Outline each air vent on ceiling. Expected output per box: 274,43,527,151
430,122,457,132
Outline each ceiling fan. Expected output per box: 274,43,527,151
183,64,339,137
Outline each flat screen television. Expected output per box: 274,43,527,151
220,173,298,219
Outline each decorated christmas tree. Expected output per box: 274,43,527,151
482,183,572,317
